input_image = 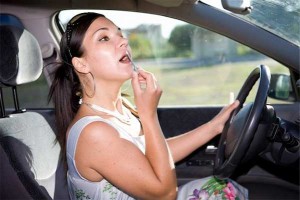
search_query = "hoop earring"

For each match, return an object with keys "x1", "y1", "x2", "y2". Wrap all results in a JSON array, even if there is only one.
[{"x1": 82, "y1": 72, "x2": 96, "y2": 98}]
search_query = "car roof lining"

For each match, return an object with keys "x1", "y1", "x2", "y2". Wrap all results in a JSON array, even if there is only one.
[{"x1": 0, "y1": 0, "x2": 193, "y2": 9}]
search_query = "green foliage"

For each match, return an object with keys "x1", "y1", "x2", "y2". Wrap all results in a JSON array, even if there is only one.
[
  {"x1": 152, "y1": 42, "x2": 176, "y2": 58},
  {"x1": 168, "y1": 24, "x2": 195, "y2": 57},
  {"x1": 129, "y1": 33, "x2": 153, "y2": 59},
  {"x1": 236, "y1": 45, "x2": 259, "y2": 56}
]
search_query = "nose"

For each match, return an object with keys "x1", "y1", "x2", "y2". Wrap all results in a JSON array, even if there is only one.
[{"x1": 119, "y1": 36, "x2": 128, "y2": 48}]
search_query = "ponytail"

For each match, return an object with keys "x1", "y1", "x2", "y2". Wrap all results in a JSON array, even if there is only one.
[
  {"x1": 48, "y1": 62, "x2": 81, "y2": 160},
  {"x1": 48, "y1": 13, "x2": 107, "y2": 166}
]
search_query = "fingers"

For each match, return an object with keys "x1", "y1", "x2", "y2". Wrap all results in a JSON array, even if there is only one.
[
  {"x1": 211, "y1": 100, "x2": 240, "y2": 134},
  {"x1": 228, "y1": 100, "x2": 240, "y2": 111},
  {"x1": 131, "y1": 69, "x2": 162, "y2": 118},
  {"x1": 221, "y1": 100, "x2": 240, "y2": 113},
  {"x1": 131, "y1": 68, "x2": 159, "y2": 93},
  {"x1": 138, "y1": 69, "x2": 157, "y2": 88},
  {"x1": 131, "y1": 71, "x2": 141, "y2": 94}
]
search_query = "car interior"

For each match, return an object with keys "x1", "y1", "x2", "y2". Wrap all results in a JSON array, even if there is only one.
[
  {"x1": 0, "y1": 24, "x2": 68, "y2": 199},
  {"x1": 0, "y1": 0, "x2": 299, "y2": 199}
]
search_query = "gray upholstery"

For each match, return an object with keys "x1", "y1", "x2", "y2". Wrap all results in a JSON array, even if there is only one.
[
  {"x1": 0, "y1": 112, "x2": 60, "y2": 199},
  {"x1": 0, "y1": 25, "x2": 42, "y2": 86},
  {"x1": 0, "y1": 24, "x2": 70, "y2": 199},
  {"x1": 0, "y1": 143, "x2": 33, "y2": 199}
]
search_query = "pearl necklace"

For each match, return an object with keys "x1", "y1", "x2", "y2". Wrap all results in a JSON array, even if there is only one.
[{"x1": 79, "y1": 99, "x2": 131, "y2": 125}]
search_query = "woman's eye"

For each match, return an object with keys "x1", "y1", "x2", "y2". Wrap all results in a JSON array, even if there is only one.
[{"x1": 99, "y1": 36, "x2": 109, "y2": 42}]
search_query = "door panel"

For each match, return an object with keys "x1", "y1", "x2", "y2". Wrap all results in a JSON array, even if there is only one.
[
  {"x1": 158, "y1": 106, "x2": 222, "y2": 185},
  {"x1": 157, "y1": 102, "x2": 300, "y2": 185}
]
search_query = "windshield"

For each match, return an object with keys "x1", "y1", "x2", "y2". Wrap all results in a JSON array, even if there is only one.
[{"x1": 201, "y1": 0, "x2": 300, "y2": 46}]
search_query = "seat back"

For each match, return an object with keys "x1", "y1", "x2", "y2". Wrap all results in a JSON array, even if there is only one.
[{"x1": 0, "y1": 24, "x2": 69, "y2": 199}]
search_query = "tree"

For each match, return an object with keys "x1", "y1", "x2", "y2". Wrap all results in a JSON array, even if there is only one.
[
  {"x1": 129, "y1": 33, "x2": 153, "y2": 59},
  {"x1": 168, "y1": 24, "x2": 195, "y2": 54}
]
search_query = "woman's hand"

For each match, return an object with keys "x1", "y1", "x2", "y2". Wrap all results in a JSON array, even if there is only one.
[
  {"x1": 166, "y1": 100, "x2": 240, "y2": 163},
  {"x1": 131, "y1": 69, "x2": 162, "y2": 120},
  {"x1": 131, "y1": 69, "x2": 178, "y2": 198},
  {"x1": 210, "y1": 100, "x2": 240, "y2": 136}
]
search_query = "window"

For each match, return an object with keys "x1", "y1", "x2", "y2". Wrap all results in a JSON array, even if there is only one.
[
  {"x1": 2, "y1": 75, "x2": 51, "y2": 109},
  {"x1": 57, "y1": 10, "x2": 290, "y2": 106}
]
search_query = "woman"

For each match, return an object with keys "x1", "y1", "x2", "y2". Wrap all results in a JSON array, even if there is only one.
[{"x1": 49, "y1": 12, "x2": 247, "y2": 200}]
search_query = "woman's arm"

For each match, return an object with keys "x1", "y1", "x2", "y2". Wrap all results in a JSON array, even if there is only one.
[
  {"x1": 132, "y1": 69, "x2": 177, "y2": 197},
  {"x1": 167, "y1": 101, "x2": 239, "y2": 163},
  {"x1": 76, "y1": 69, "x2": 177, "y2": 200}
]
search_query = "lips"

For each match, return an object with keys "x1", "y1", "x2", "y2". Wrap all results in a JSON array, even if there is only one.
[{"x1": 119, "y1": 54, "x2": 130, "y2": 63}]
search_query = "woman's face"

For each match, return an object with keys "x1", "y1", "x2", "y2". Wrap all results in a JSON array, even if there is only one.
[{"x1": 80, "y1": 17, "x2": 132, "y2": 82}]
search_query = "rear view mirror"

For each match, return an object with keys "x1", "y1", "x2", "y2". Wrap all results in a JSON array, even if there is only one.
[
  {"x1": 268, "y1": 74, "x2": 295, "y2": 102},
  {"x1": 221, "y1": 0, "x2": 253, "y2": 14}
]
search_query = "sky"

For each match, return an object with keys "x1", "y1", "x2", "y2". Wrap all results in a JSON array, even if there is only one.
[{"x1": 59, "y1": 10, "x2": 185, "y2": 38}]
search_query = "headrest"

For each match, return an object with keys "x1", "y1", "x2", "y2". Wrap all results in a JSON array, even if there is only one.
[{"x1": 0, "y1": 25, "x2": 43, "y2": 87}]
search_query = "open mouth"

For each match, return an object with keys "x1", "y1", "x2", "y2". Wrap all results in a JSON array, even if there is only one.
[{"x1": 119, "y1": 54, "x2": 130, "y2": 63}]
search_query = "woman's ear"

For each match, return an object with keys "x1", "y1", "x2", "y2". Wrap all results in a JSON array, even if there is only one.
[{"x1": 72, "y1": 57, "x2": 89, "y2": 74}]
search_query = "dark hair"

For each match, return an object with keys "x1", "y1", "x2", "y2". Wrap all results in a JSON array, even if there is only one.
[
  {"x1": 48, "y1": 12, "x2": 138, "y2": 167},
  {"x1": 49, "y1": 12, "x2": 139, "y2": 166},
  {"x1": 49, "y1": 12, "x2": 105, "y2": 160}
]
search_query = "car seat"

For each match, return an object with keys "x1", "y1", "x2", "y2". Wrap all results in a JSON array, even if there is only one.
[{"x1": 0, "y1": 25, "x2": 69, "y2": 199}]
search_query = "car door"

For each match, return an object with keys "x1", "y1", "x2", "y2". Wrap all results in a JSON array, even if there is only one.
[
  {"x1": 158, "y1": 100, "x2": 300, "y2": 186},
  {"x1": 158, "y1": 106, "x2": 222, "y2": 185}
]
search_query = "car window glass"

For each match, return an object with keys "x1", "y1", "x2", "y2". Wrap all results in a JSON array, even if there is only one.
[
  {"x1": 2, "y1": 75, "x2": 51, "y2": 109},
  {"x1": 200, "y1": 0, "x2": 300, "y2": 46},
  {"x1": 57, "y1": 10, "x2": 291, "y2": 106}
]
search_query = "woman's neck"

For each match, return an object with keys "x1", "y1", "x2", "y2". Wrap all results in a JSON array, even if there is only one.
[{"x1": 82, "y1": 90, "x2": 123, "y2": 112}]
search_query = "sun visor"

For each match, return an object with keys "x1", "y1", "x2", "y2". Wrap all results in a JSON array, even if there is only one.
[{"x1": 145, "y1": 0, "x2": 184, "y2": 7}]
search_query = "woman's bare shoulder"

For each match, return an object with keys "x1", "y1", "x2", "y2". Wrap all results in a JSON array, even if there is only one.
[{"x1": 80, "y1": 119, "x2": 120, "y2": 141}]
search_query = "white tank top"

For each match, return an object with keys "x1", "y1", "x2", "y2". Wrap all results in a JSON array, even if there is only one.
[
  {"x1": 66, "y1": 114, "x2": 145, "y2": 200},
  {"x1": 66, "y1": 113, "x2": 249, "y2": 200}
]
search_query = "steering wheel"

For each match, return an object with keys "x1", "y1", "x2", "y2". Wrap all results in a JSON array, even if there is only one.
[{"x1": 214, "y1": 65, "x2": 271, "y2": 179}]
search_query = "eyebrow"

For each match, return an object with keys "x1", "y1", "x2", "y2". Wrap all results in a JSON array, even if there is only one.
[{"x1": 93, "y1": 27, "x2": 122, "y2": 36}]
